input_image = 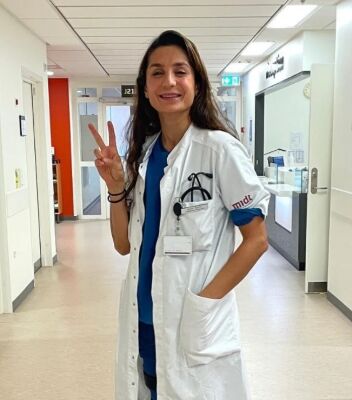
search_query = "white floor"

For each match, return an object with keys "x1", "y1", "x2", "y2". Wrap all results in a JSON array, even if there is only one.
[{"x1": 0, "y1": 220, "x2": 351, "y2": 400}]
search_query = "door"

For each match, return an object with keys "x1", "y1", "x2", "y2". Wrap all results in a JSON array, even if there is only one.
[
  {"x1": 23, "y1": 81, "x2": 41, "y2": 272},
  {"x1": 305, "y1": 64, "x2": 335, "y2": 293},
  {"x1": 78, "y1": 100, "x2": 106, "y2": 219},
  {"x1": 104, "y1": 104, "x2": 132, "y2": 216}
]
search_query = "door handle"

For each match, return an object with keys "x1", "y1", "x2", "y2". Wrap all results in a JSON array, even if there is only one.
[{"x1": 310, "y1": 167, "x2": 328, "y2": 194}]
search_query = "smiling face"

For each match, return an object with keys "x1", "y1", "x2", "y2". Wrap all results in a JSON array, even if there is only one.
[{"x1": 145, "y1": 45, "x2": 196, "y2": 120}]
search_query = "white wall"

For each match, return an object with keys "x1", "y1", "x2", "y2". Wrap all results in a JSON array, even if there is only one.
[
  {"x1": 328, "y1": 0, "x2": 352, "y2": 312},
  {"x1": 264, "y1": 77, "x2": 310, "y2": 164},
  {"x1": 242, "y1": 31, "x2": 335, "y2": 156},
  {"x1": 0, "y1": 6, "x2": 55, "y2": 311}
]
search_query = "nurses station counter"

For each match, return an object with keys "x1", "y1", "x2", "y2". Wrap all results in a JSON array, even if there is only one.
[{"x1": 261, "y1": 180, "x2": 307, "y2": 271}]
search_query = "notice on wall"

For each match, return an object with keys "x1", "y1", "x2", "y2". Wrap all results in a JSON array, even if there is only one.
[
  {"x1": 290, "y1": 131, "x2": 302, "y2": 150},
  {"x1": 290, "y1": 131, "x2": 304, "y2": 163}
]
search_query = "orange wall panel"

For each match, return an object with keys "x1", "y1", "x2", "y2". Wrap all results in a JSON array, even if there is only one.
[{"x1": 48, "y1": 78, "x2": 74, "y2": 217}]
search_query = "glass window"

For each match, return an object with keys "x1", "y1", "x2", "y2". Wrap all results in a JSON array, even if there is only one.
[
  {"x1": 81, "y1": 167, "x2": 101, "y2": 215},
  {"x1": 76, "y1": 88, "x2": 97, "y2": 97},
  {"x1": 102, "y1": 87, "x2": 122, "y2": 98},
  {"x1": 106, "y1": 105, "x2": 131, "y2": 158},
  {"x1": 217, "y1": 86, "x2": 237, "y2": 96},
  {"x1": 79, "y1": 102, "x2": 98, "y2": 162},
  {"x1": 219, "y1": 100, "x2": 236, "y2": 127}
]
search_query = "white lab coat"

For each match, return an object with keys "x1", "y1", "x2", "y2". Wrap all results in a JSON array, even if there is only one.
[{"x1": 115, "y1": 124, "x2": 270, "y2": 400}]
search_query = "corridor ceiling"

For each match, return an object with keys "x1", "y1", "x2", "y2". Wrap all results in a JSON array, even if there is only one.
[{"x1": 0, "y1": 0, "x2": 338, "y2": 79}]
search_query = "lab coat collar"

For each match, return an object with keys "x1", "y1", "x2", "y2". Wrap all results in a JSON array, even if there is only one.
[
  {"x1": 140, "y1": 132, "x2": 160, "y2": 163},
  {"x1": 166, "y1": 122, "x2": 194, "y2": 165},
  {"x1": 138, "y1": 123, "x2": 195, "y2": 179}
]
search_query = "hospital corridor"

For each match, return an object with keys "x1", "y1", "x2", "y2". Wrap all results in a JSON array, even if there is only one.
[
  {"x1": 1, "y1": 0, "x2": 352, "y2": 399},
  {"x1": 1, "y1": 220, "x2": 351, "y2": 400}
]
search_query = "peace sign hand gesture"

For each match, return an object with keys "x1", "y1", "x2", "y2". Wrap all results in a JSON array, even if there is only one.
[{"x1": 88, "y1": 121, "x2": 125, "y2": 194}]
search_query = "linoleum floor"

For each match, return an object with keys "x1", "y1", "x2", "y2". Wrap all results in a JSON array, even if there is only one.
[{"x1": 0, "y1": 220, "x2": 351, "y2": 400}]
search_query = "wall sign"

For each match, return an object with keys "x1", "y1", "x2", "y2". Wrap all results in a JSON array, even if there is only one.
[
  {"x1": 266, "y1": 55, "x2": 284, "y2": 79},
  {"x1": 121, "y1": 85, "x2": 136, "y2": 97},
  {"x1": 221, "y1": 75, "x2": 240, "y2": 87}
]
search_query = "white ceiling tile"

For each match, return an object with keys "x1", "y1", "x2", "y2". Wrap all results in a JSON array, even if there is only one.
[
  {"x1": 69, "y1": 17, "x2": 268, "y2": 29},
  {"x1": 54, "y1": 0, "x2": 284, "y2": 5},
  {"x1": 290, "y1": 0, "x2": 339, "y2": 5},
  {"x1": 259, "y1": 28, "x2": 299, "y2": 42},
  {"x1": 93, "y1": 49, "x2": 239, "y2": 57},
  {"x1": 43, "y1": 35, "x2": 84, "y2": 46},
  {"x1": 299, "y1": 5, "x2": 336, "y2": 29},
  {"x1": 0, "y1": 0, "x2": 336, "y2": 77},
  {"x1": 88, "y1": 42, "x2": 245, "y2": 51},
  {"x1": 88, "y1": 43, "x2": 153, "y2": 50},
  {"x1": 84, "y1": 36, "x2": 154, "y2": 44},
  {"x1": 48, "y1": 44, "x2": 86, "y2": 51},
  {"x1": 58, "y1": 5, "x2": 279, "y2": 19},
  {"x1": 325, "y1": 21, "x2": 336, "y2": 29},
  {"x1": 22, "y1": 18, "x2": 77, "y2": 37},
  {"x1": 47, "y1": 50, "x2": 93, "y2": 62},
  {"x1": 77, "y1": 27, "x2": 258, "y2": 37},
  {"x1": 190, "y1": 36, "x2": 252, "y2": 44},
  {"x1": 97, "y1": 56, "x2": 142, "y2": 62},
  {"x1": 0, "y1": 0, "x2": 60, "y2": 19}
]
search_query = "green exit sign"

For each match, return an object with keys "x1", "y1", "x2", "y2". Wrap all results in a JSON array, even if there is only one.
[{"x1": 221, "y1": 75, "x2": 240, "y2": 87}]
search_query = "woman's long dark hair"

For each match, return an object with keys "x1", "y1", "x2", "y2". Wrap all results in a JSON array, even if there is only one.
[{"x1": 125, "y1": 30, "x2": 238, "y2": 194}]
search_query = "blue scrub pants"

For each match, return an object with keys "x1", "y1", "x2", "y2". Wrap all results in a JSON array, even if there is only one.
[{"x1": 139, "y1": 322, "x2": 157, "y2": 400}]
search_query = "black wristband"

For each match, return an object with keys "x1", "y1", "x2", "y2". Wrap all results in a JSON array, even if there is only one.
[
  {"x1": 107, "y1": 193, "x2": 126, "y2": 204},
  {"x1": 108, "y1": 188, "x2": 126, "y2": 196}
]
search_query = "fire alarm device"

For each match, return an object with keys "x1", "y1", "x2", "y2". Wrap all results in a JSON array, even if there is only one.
[{"x1": 19, "y1": 115, "x2": 26, "y2": 136}]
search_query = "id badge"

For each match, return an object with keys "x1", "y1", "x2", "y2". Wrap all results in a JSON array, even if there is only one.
[{"x1": 163, "y1": 236, "x2": 192, "y2": 256}]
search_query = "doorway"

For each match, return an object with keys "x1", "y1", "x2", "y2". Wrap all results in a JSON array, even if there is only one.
[
  {"x1": 77, "y1": 101, "x2": 132, "y2": 219},
  {"x1": 23, "y1": 80, "x2": 42, "y2": 272},
  {"x1": 254, "y1": 66, "x2": 334, "y2": 293}
]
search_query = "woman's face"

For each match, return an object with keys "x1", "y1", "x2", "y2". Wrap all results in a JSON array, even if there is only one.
[{"x1": 145, "y1": 45, "x2": 196, "y2": 118}]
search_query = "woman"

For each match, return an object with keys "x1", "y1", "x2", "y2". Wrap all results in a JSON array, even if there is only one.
[{"x1": 89, "y1": 30, "x2": 269, "y2": 400}]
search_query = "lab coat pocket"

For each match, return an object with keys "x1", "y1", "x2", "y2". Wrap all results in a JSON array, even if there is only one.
[
  {"x1": 180, "y1": 200, "x2": 214, "y2": 251},
  {"x1": 180, "y1": 288, "x2": 241, "y2": 368}
]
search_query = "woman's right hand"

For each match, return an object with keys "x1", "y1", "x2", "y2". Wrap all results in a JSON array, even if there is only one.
[{"x1": 88, "y1": 121, "x2": 125, "y2": 193}]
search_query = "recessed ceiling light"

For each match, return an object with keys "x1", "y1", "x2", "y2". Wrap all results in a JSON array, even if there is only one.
[
  {"x1": 47, "y1": 71, "x2": 54, "y2": 76},
  {"x1": 242, "y1": 42, "x2": 275, "y2": 56},
  {"x1": 224, "y1": 63, "x2": 250, "y2": 73},
  {"x1": 268, "y1": 5, "x2": 318, "y2": 29}
]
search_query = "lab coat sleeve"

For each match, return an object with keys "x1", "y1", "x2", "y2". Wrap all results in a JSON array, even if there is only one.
[{"x1": 216, "y1": 138, "x2": 270, "y2": 217}]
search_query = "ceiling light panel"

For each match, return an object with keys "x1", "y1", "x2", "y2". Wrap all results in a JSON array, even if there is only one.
[
  {"x1": 224, "y1": 63, "x2": 250, "y2": 73},
  {"x1": 241, "y1": 41, "x2": 275, "y2": 56},
  {"x1": 268, "y1": 5, "x2": 318, "y2": 28}
]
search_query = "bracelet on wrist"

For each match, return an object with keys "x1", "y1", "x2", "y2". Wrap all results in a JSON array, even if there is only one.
[
  {"x1": 107, "y1": 193, "x2": 126, "y2": 204},
  {"x1": 108, "y1": 188, "x2": 126, "y2": 196}
]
